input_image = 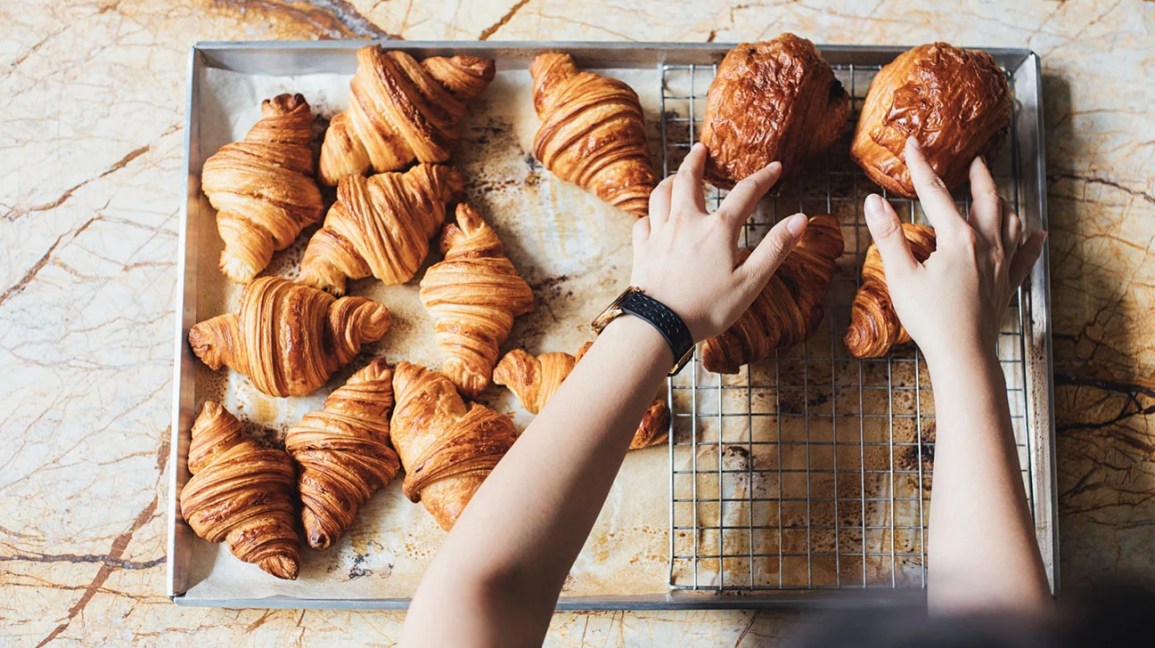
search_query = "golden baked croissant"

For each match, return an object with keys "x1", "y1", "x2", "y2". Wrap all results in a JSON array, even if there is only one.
[
  {"x1": 419, "y1": 204, "x2": 534, "y2": 398},
  {"x1": 700, "y1": 34, "x2": 849, "y2": 187},
  {"x1": 285, "y1": 358, "x2": 401, "y2": 550},
  {"x1": 201, "y1": 93, "x2": 324, "y2": 284},
  {"x1": 188, "y1": 277, "x2": 391, "y2": 397},
  {"x1": 702, "y1": 215, "x2": 844, "y2": 374},
  {"x1": 391, "y1": 361, "x2": 519, "y2": 530},
  {"x1": 319, "y1": 47, "x2": 495, "y2": 186},
  {"x1": 851, "y1": 43, "x2": 1012, "y2": 198},
  {"x1": 298, "y1": 164, "x2": 465, "y2": 295},
  {"x1": 845, "y1": 223, "x2": 937, "y2": 358},
  {"x1": 179, "y1": 401, "x2": 300, "y2": 579},
  {"x1": 493, "y1": 343, "x2": 669, "y2": 450},
  {"x1": 530, "y1": 52, "x2": 657, "y2": 217}
]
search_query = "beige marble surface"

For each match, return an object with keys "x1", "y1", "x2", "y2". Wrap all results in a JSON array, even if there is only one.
[{"x1": 1, "y1": 0, "x2": 1152, "y2": 645}]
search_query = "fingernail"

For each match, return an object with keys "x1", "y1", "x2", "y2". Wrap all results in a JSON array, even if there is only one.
[
  {"x1": 785, "y1": 213, "x2": 807, "y2": 237},
  {"x1": 766, "y1": 161, "x2": 782, "y2": 172},
  {"x1": 692, "y1": 142, "x2": 705, "y2": 152},
  {"x1": 864, "y1": 194, "x2": 882, "y2": 219},
  {"x1": 905, "y1": 136, "x2": 920, "y2": 152}
]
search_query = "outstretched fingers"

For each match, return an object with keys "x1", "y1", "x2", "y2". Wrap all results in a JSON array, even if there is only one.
[
  {"x1": 741, "y1": 213, "x2": 807, "y2": 283},
  {"x1": 1008, "y1": 230, "x2": 1047, "y2": 289},
  {"x1": 968, "y1": 156, "x2": 1004, "y2": 251},
  {"x1": 716, "y1": 162, "x2": 782, "y2": 228},
  {"x1": 864, "y1": 194, "x2": 919, "y2": 278},
  {"x1": 672, "y1": 143, "x2": 709, "y2": 216},
  {"x1": 904, "y1": 138, "x2": 966, "y2": 236}
]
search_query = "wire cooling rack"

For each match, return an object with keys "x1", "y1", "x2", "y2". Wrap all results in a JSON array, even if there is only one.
[{"x1": 661, "y1": 62, "x2": 1034, "y2": 591}]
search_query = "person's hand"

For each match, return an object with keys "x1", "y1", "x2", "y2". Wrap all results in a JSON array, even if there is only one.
[
  {"x1": 863, "y1": 137, "x2": 1047, "y2": 365},
  {"x1": 629, "y1": 142, "x2": 808, "y2": 341}
]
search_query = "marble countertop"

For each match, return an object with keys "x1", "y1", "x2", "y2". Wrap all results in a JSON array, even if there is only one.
[{"x1": 2, "y1": 0, "x2": 1152, "y2": 644}]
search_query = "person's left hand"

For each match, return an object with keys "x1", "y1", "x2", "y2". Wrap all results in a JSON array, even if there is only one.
[{"x1": 629, "y1": 142, "x2": 809, "y2": 341}]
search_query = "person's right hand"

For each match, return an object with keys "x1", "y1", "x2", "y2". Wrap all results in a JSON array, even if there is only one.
[{"x1": 863, "y1": 138, "x2": 1047, "y2": 365}]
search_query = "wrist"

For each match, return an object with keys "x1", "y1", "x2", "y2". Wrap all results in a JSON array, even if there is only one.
[{"x1": 923, "y1": 339, "x2": 1001, "y2": 383}]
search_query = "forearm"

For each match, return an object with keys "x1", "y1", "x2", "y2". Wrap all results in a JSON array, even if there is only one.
[
  {"x1": 925, "y1": 347, "x2": 1050, "y2": 615},
  {"x1": 401, "y1": 316, "x2": 670, "y2": 646}
]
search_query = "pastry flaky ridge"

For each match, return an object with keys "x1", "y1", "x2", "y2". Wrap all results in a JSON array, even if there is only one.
[
  {"x1": 391, "y1": 361, "x2": 519, "y2": 530},
  {"x1": 201, "y1": 93, "x2": 324, "y2": 284},
  {"x1": 494, "y1": 342, "x2": 669, "y2": 450},
  {"x1": 286, "y1": 358, "x2": 401, "y2": 550},
  {"x1": 180, "y1": 401, "x2": 302, "y2": 580},
  {"x1": 700, "y1": 33, "x2": 849, "y2": 187},
  {"x1": 188, "y1": 277, "x2": 391, "y2": 397},
  {"x1": 420, "y1": 203, "x2": 534, "y2": 398},
  {"x1": 529, "y1": 52, "x2": 658, "y2": 217},
  {"x1": 298, "y1": 164, "x2": 465, "y2": 295},
  {"x1": 702, "y1": 215, "x2": 845, "y2": 374},
  {"x1": 851, "y1": 42, "x2": 1012, "y2": 198},
  {"x1": 845, "y1": 223, "x2": 937, "y2": 358},
  {"x1": 319, "y1": 47, "x2": 496, "y2": 186}
]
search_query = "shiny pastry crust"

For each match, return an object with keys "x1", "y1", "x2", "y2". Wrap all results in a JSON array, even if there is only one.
[
  {"x1": 851, "y1": 43, "x2": 1012, "y2": 198},
  {"x1": 493, "y1": 342, "x2": 670, "y2": 450},
  {"x1": 844, "y1": 223, "x2": 936, "y2": 358},
  {"x1": 530, "y1": 52, "x2": 657, "y2": 217},
  {"x1": 319, "y1": 47, "x2": 495, "y2": 185},
  {"x1": 700, "y1": 33, "x2": 849, "y2": 187},
  {"x1": 188, "y1": 277, "x2": 391, "y2": 397},
  {"x1": 285, "y1": 358, "x2": 401, "y2": 550},
  {"x1": 179, "y1": 401, "x2": 301, "y2": 580},
  {"x1": 201, "y1": 93, "x2": 324, "y2": 284},
  {"x1": 419, "y1": 204, "x2": 534, "y2": 398},
  {"x1": 702, "y1": 215, "x2": 845, "y2": 374},
  {"x1": 391, "y1": 361, "x2": 518, "y2": 530},
  {"x1": 298, "y1": 164, "x2": 465, "y2": 295}
]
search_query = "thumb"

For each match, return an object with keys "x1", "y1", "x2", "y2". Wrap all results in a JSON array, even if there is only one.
[
  {"x1": 864, "y1": 194, "x2": 918, "y2": 277},
  {"x1": 742, "y1": 213, "x2": 807, "y2": 281}
]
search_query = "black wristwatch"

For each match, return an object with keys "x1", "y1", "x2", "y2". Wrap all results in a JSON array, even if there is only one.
[{"x1": 591, "y1": 287, "x2": 695, "y2": 376}]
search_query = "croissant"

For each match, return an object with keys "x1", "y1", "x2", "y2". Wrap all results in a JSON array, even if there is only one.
[
  {"x1": 319, "y1": 47, "x2": 496, "y2": 186},
  {"x1": 201, "y1": 93, "x2": 324, "y2": 283},
  {"x1": 700, "y1": 34, "x2": 849, "y2": 187},
  {"x1": 702, "y1": 215, "x2": 844, "y2": 374},
  {"x1": 493, "y1": 343, "x2": 669, "y2": 450},
  {"x1": 851, "y1": 43, "x2": 1012, "y2": 198},
  {"x1": 419, "y1": 204, "x2": 534, "y2": 398},
  {"x1": 188, "y1": 277, "x2": 391, "y2": 397},
  {"x1": 179, "y1": 401, "x2": 300, "y2": 579},
  {"x1": 529, "y1": 52, "x2": 657, "y2": 217},
  {"x1": 298, "y1": 164, "x2": 465, "y2": 295},
  {"x1": 845, "y1": 223, "x2": 937, "y2": 358},
  {"x1": 285, "y1": 358, "x2": 401, "y2": 550},
  {"x1": 391, "y1": 361, "x2": 519, "y2": 529}
]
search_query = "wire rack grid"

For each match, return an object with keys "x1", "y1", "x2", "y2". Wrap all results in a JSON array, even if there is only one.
[{"x1": 661, "y1": 62, "x2": 1034, "y2": 592}]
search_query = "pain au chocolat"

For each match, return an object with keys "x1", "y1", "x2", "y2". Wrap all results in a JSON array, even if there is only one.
[{"x1": 851, "y1": 43, "x2": 1012, "y2": 198}]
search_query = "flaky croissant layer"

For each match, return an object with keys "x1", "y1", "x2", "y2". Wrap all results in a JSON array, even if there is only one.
[
  {"x1": 180, "y1": 401, "x2": 301, "y2": 579},
  {"x1": 201, "y1": 93, "x2": 324, "y2": 284},
  {"x1": 188, "y1": 277, "x2": 391, "y2": 397},
  {"x1": 391, "y1": 361, "x2": 519, "y2": 530},
  {"x1": 530, "y1": 52, "x2": 657, "y2": 217},
  {"x1": 319, "y1": 47, "x2": 495, "y2": 185},
  {"x1": 286, "y1": 358, "x2": 401, "y2": 550},
  {"x1": 419, "y1": 204, "x2": 534, "y2": 398},
  {"x1": 845, "y1": 223, "x2": 937, "y2": 358}
]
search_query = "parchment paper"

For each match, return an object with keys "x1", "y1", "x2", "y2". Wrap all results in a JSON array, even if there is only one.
[{"x1": 182, "y1": 64, "x2": 670, "y2": 600}]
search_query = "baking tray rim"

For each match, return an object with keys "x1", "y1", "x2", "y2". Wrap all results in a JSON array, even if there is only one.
[{"x1": 168, "y1": 40, "x2": 1054, "y2": 609}]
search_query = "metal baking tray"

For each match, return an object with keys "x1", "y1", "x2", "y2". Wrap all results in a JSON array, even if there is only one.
[{"x1": 169, "y1": 41, "x2": 1055, "y2": 609}]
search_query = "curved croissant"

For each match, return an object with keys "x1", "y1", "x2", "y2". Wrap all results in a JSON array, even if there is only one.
[
  {"x1": 391, "y1": 361, "x2": 519, "y2": 530},
  {"x1": 319, "y1": 47, "x2": 495, "y2": 186},
  {"x1": 188, "y1": 277, "x2": 391, "y2": 397},
  {"x1": 702, "y1": 215, "x2": 845, "y2": 374},
  {"x1": 419, "y1": 204, "x2": 534, "y2": 398},
  {"x1": 299, "y1": 164, "x2": 465, "y2": 295},
  {"x1": 285, "y1": 358, "x2": 401, "y2": 550},
  {"x1": 493, "y1": 343, "x2": 669, "y2": 450},
  {"x1": 201, "y1": 93, "x2": 324, "y2": 283},
  {"x1": 845, "y1": 223, "x2": 937, "y2": 358},
  {"x1": 851, "y1": 43, "x2": 1012, "y2": 198},
  {"x1": 179, "y1": 401, "x2": 300, "y2": 579},
  {"x1": 530, "y1": 52, "x2": 657, "y2": 217}
]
